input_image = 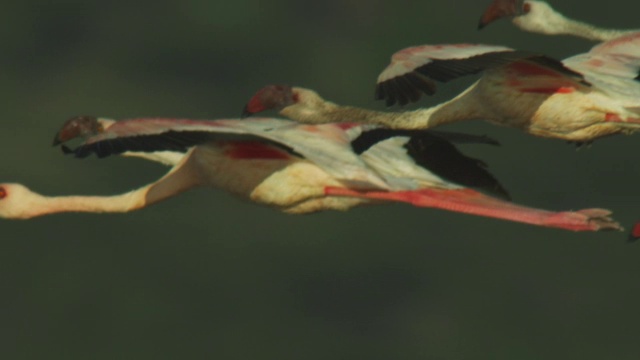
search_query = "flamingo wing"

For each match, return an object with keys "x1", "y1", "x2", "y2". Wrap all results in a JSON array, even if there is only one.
[
  {"x1": 352, "y1": 129, "x2": 509, "y2": 199},
  {"x1": 51, "y1": 116, "x2": 187, "y2": 166},
  {"x1": 53, "y1": 117, "x2": 622, "y2": 232},
  {"x1": 58, "y1": 117, "x2": 508, "y2": 194},
  {"x1": 58, "y1": 117, "x2": 392, "y2": 190},
  {"x1": 376, "y1": 44, "x2": 586, "y2": 106},
  {"x1": 562, "y1": 32, "x2": 640, "y2": 108}
]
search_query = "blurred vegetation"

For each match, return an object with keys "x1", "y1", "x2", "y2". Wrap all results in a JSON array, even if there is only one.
[{"x1": 1, "y1": 0, "x2": 639, "y2": 359}]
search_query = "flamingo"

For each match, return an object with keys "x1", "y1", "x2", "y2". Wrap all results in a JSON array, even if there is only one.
[
  {"x1": 477, "y1": 1, "x2": 640, "y2": 240},
  {"x1": 478, "y1": 0, "x2": 639, "y2": 42},
  {"x1": 0, "y1": 116, "x2": 621, "y2": 233},
  {"x1": 243, "y1": 33, "x2": 640, "y2": 142}
]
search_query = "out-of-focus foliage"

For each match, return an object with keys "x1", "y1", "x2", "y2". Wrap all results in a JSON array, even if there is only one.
[{"x1": 1, "y1": 1, "x2": 639, "y2": 359}]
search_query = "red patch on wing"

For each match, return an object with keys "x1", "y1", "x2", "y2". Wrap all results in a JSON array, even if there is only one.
[
  {"x1": 508, "y1": 62, "x2": 563, "y2": 77},
  {"x1": 587, "y1": 59, "x2": 606, "y2": 67},
  {"x1": 300, "y1": 125, "x2": 320, "y2": 133},
  {"x1": 605, "y1": 114, "x2": 640, "y2": 124},
  {"x1": 334, "y1": 123, "x2": 360, "y2": 130},
  {"x1": 555, "y1": 87, "x2": 575, "y2": 94},
  {"x1": 605, "y1": 113, "x2": 623, "y2": 122},
  {"x1": 224, "y1": 141, "x2": 291, "y2": 160},
  {"x1": 520, "y1": 86, "x2": 575, "y2": 94}
]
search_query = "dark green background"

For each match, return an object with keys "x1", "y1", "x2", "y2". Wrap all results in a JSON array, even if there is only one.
[{"x1": 1, "y1": 0, "x2": 639, "y2": 358}]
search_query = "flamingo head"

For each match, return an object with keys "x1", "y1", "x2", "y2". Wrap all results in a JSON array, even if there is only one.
[
  {"x1": 478, "y1": 0, "x2": 524, "y2": 29},
  {"x1": 479, "y1": 0, "x2": 567, "y2": 34},
  {"x1": 0, "y1": 183, "x2": 44, "y2": 219},
  {"x1": 52, "y1": 115, "x2": 104, "y2": 146},
  {"x1": 242, "y1": 84, "x2": 326, "y2": 119},
  {"x1": 242, "y1": 85, "x2": 298, "y2": 117}
]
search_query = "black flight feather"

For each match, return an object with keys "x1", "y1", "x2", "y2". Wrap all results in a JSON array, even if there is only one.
[
  {"x1": 351, "y1": 128, "x2": 508, "y2": 200},
  {"x1": 376, "y1": 50, "x2": 589, "y2": 106},
  {"x1": 64, "y1": 131, "x2": 299, "y2": 159}
]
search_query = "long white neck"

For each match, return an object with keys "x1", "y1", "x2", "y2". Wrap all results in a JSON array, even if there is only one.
[
  {"x1": 551, "y1": 17, "x2": 637, "y2": 42},
  {"x1": 9, "y1": 152, "x2": 202, "y2": 219},
  {"x1": 282, "y1": 85, "x2": 487, "y2": 129},
  {"x1": 516, "y1": 3, "x2": 639, "y2": 42},
  {"x1": 15, "y1": 181, "x2": 196, "y2": 219},
  {"x1": 23, "y1": 190, "x2": 152, "y2": 218}
]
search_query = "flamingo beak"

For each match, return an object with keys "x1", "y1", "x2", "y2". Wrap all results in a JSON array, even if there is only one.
[
  {"x1": 241, "y1": 90, "x2": 271, "y2": 118},
  {"x1": 241, "y1": 104, "x2": 255, "y2": 118},
  {"x1": 52, "y1": 115, "x2": 101, "y2": 146},
  {"x1": 52, "y1": 127, "x2": 74, "y2": 146},
  {"x1": 478, "y1": 0, "x2": 520, "y2": 29},
  {"x1": 52, "y1": 134, "x2": 63, "y2": 146},
  {"x1": 241, "y1": 85, "x2": 296, "y2": 118}
]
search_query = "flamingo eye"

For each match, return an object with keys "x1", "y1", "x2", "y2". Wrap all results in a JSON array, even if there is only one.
[
  {"x1": 0, "y1": 187, "x2": 6, "y2": 199},
  {"x1": 523, "y1": 2, "x2": 531, "y2": 13}
]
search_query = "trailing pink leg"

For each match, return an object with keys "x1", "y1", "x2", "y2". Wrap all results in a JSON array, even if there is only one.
[{"x1": 325, "y1": 187, "x2": 621, "y2": 232}]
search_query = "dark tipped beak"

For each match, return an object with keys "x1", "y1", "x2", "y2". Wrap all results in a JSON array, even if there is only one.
[
  {"x1": 61, "y1": 145, "x2": 74, "y2": 154},
  {"x1": 241, "y1": 105, "x2": 253, "y2": 118},
  {"x1": 52, "y1": 115, "x2": 100, "y2": 147},
  {"x1": 477, "y1": 18, "x2": 489, "y2": 30},
  {"x1": 478, "y1": 0, "x2": 519, "y2": 30},
  {"x1": 478, "y1": 12, "x2": 496, "y2": 30},
  {"x1": 628, "y1": 222, "x2": 640, "y2": 242}
]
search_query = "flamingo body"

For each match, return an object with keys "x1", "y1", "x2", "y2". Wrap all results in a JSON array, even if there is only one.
[{"x1": 476, "y1": 1, "x2": 640, "y2": 238}]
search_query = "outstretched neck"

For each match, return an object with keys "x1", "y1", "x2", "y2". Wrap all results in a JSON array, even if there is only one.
[
  {"x1": 517, "y1": 9, "x2": 638, "y2": 42},
  {"x1": 15, "y1": 183, "x2": 177, "y2": 219},
  {"x1": 27, "y1": 190, "x2": 150, "y2": 218},
  {"x1": 559, "y1": 18, "x2": 637, "y2": 42},
  {"x1": 13, "y1": 156, "x2": 202, "y2": 219},
  {"x1": 281, "y1": 85, "x2": 485, "y2": 129},
  {"x1": 376, "y1": 86, "x2": 487, "y2": 129}
]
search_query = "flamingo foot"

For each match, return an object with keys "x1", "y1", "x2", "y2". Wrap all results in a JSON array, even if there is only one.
[{"x1": 544, "y1": 209, "x2": 622, "y2": 232}]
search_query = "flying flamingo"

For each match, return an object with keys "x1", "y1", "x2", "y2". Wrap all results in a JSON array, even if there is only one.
[
  {"x1": 477, "y1": 1, "x2": 640, "y2": 239},
  {"x1": 478, "y1": 0, "x2": 639, "y2": 42},
  {"x1": 244, "y1": 32, "x2": 640, "y2": 142},
  {"x1": 0, "y1": 116, "x2": 621, "y2": 233}
]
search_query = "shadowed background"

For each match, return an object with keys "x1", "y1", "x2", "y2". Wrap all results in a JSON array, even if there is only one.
[{"x1": 1, "y1": 0, "x2": 639, "y2": 358}]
